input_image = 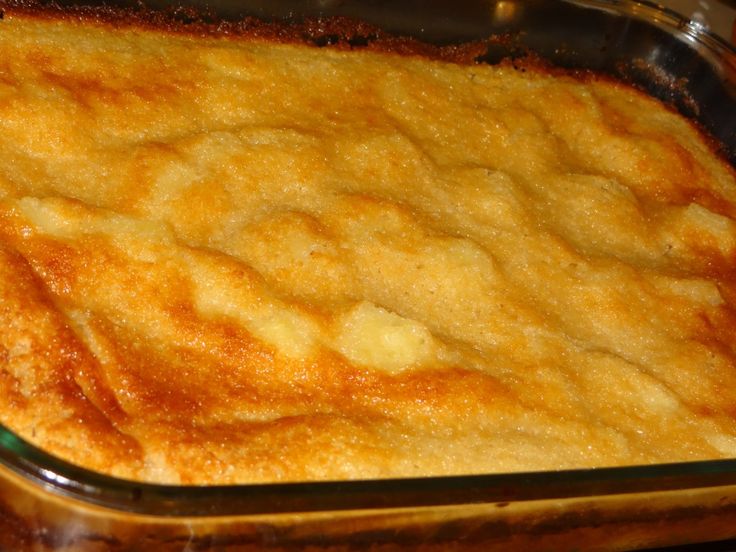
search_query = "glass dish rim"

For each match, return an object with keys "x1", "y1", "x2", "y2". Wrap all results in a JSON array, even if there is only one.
[
  {"x1": 1, "y1": 0, "x2": 735, "y2": 518},
  {"x1": 567, "y1": 0, "x2": 736, "y2": 57},
  {"x1": 4, "y1": 426, "x2": 736, "y2": 517}
]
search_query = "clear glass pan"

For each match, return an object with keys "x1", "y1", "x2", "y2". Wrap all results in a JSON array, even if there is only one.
[{"x1": 1, "y1": 0, "x2": 736, "y2": 550}]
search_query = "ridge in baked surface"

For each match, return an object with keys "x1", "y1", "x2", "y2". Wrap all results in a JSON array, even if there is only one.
[{"x1": 1, "y1": 5, "x2": 736, "y2": 484}]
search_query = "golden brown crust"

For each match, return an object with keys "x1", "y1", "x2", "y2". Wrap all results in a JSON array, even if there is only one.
[
  {"x1": 0, "y1": 233, "x2": 143, "y2": 478},
  {"x1": 0, "y1": 0, "x2": 728, "y2": 165},
  {"x1": 0, "y1": 3, "x2": 736, "y2": 484},
  {"x1": 0, "y1": 0, "x2": 495, "y2": 64}
]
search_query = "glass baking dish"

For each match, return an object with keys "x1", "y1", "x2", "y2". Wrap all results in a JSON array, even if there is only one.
[{"x1": 2, "y1": 0, "x2": 736, "y2": 549}]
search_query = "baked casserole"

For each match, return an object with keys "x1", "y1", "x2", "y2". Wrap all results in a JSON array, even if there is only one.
[{"x1": 0, "y1": 1, "x2": 735, "y2": 485}]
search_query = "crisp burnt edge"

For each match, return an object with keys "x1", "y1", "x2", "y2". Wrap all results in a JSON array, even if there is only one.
[
  {"x1": 0, "y1": 0, "x2": 735, "y2": 491},
  {"x1": 0, "y1": 0, "x2": 498, "y2": 64},
  {"x1": 0, "y1": 0, "x2": 731, "y2": 167},
  {"x1": 0, "y1": 0, "x2": 693, "y2": 83}
]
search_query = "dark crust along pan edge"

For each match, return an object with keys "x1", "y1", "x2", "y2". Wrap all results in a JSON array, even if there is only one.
[
  {"x1": 0, "y1": 0, "x2": 733, "y2": 166},
  {"x1": 0, "y1": 0, "x2": 734, "y2": 513}
]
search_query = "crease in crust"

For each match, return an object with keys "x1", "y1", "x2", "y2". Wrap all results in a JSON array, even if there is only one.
[{"x1": 0, "y1": 3, "x2": 734, "y2": 484}]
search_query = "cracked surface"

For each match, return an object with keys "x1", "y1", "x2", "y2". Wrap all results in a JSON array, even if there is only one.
[{"x1": 0, "y1": 10, "x2": 736, "y2": 483}]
